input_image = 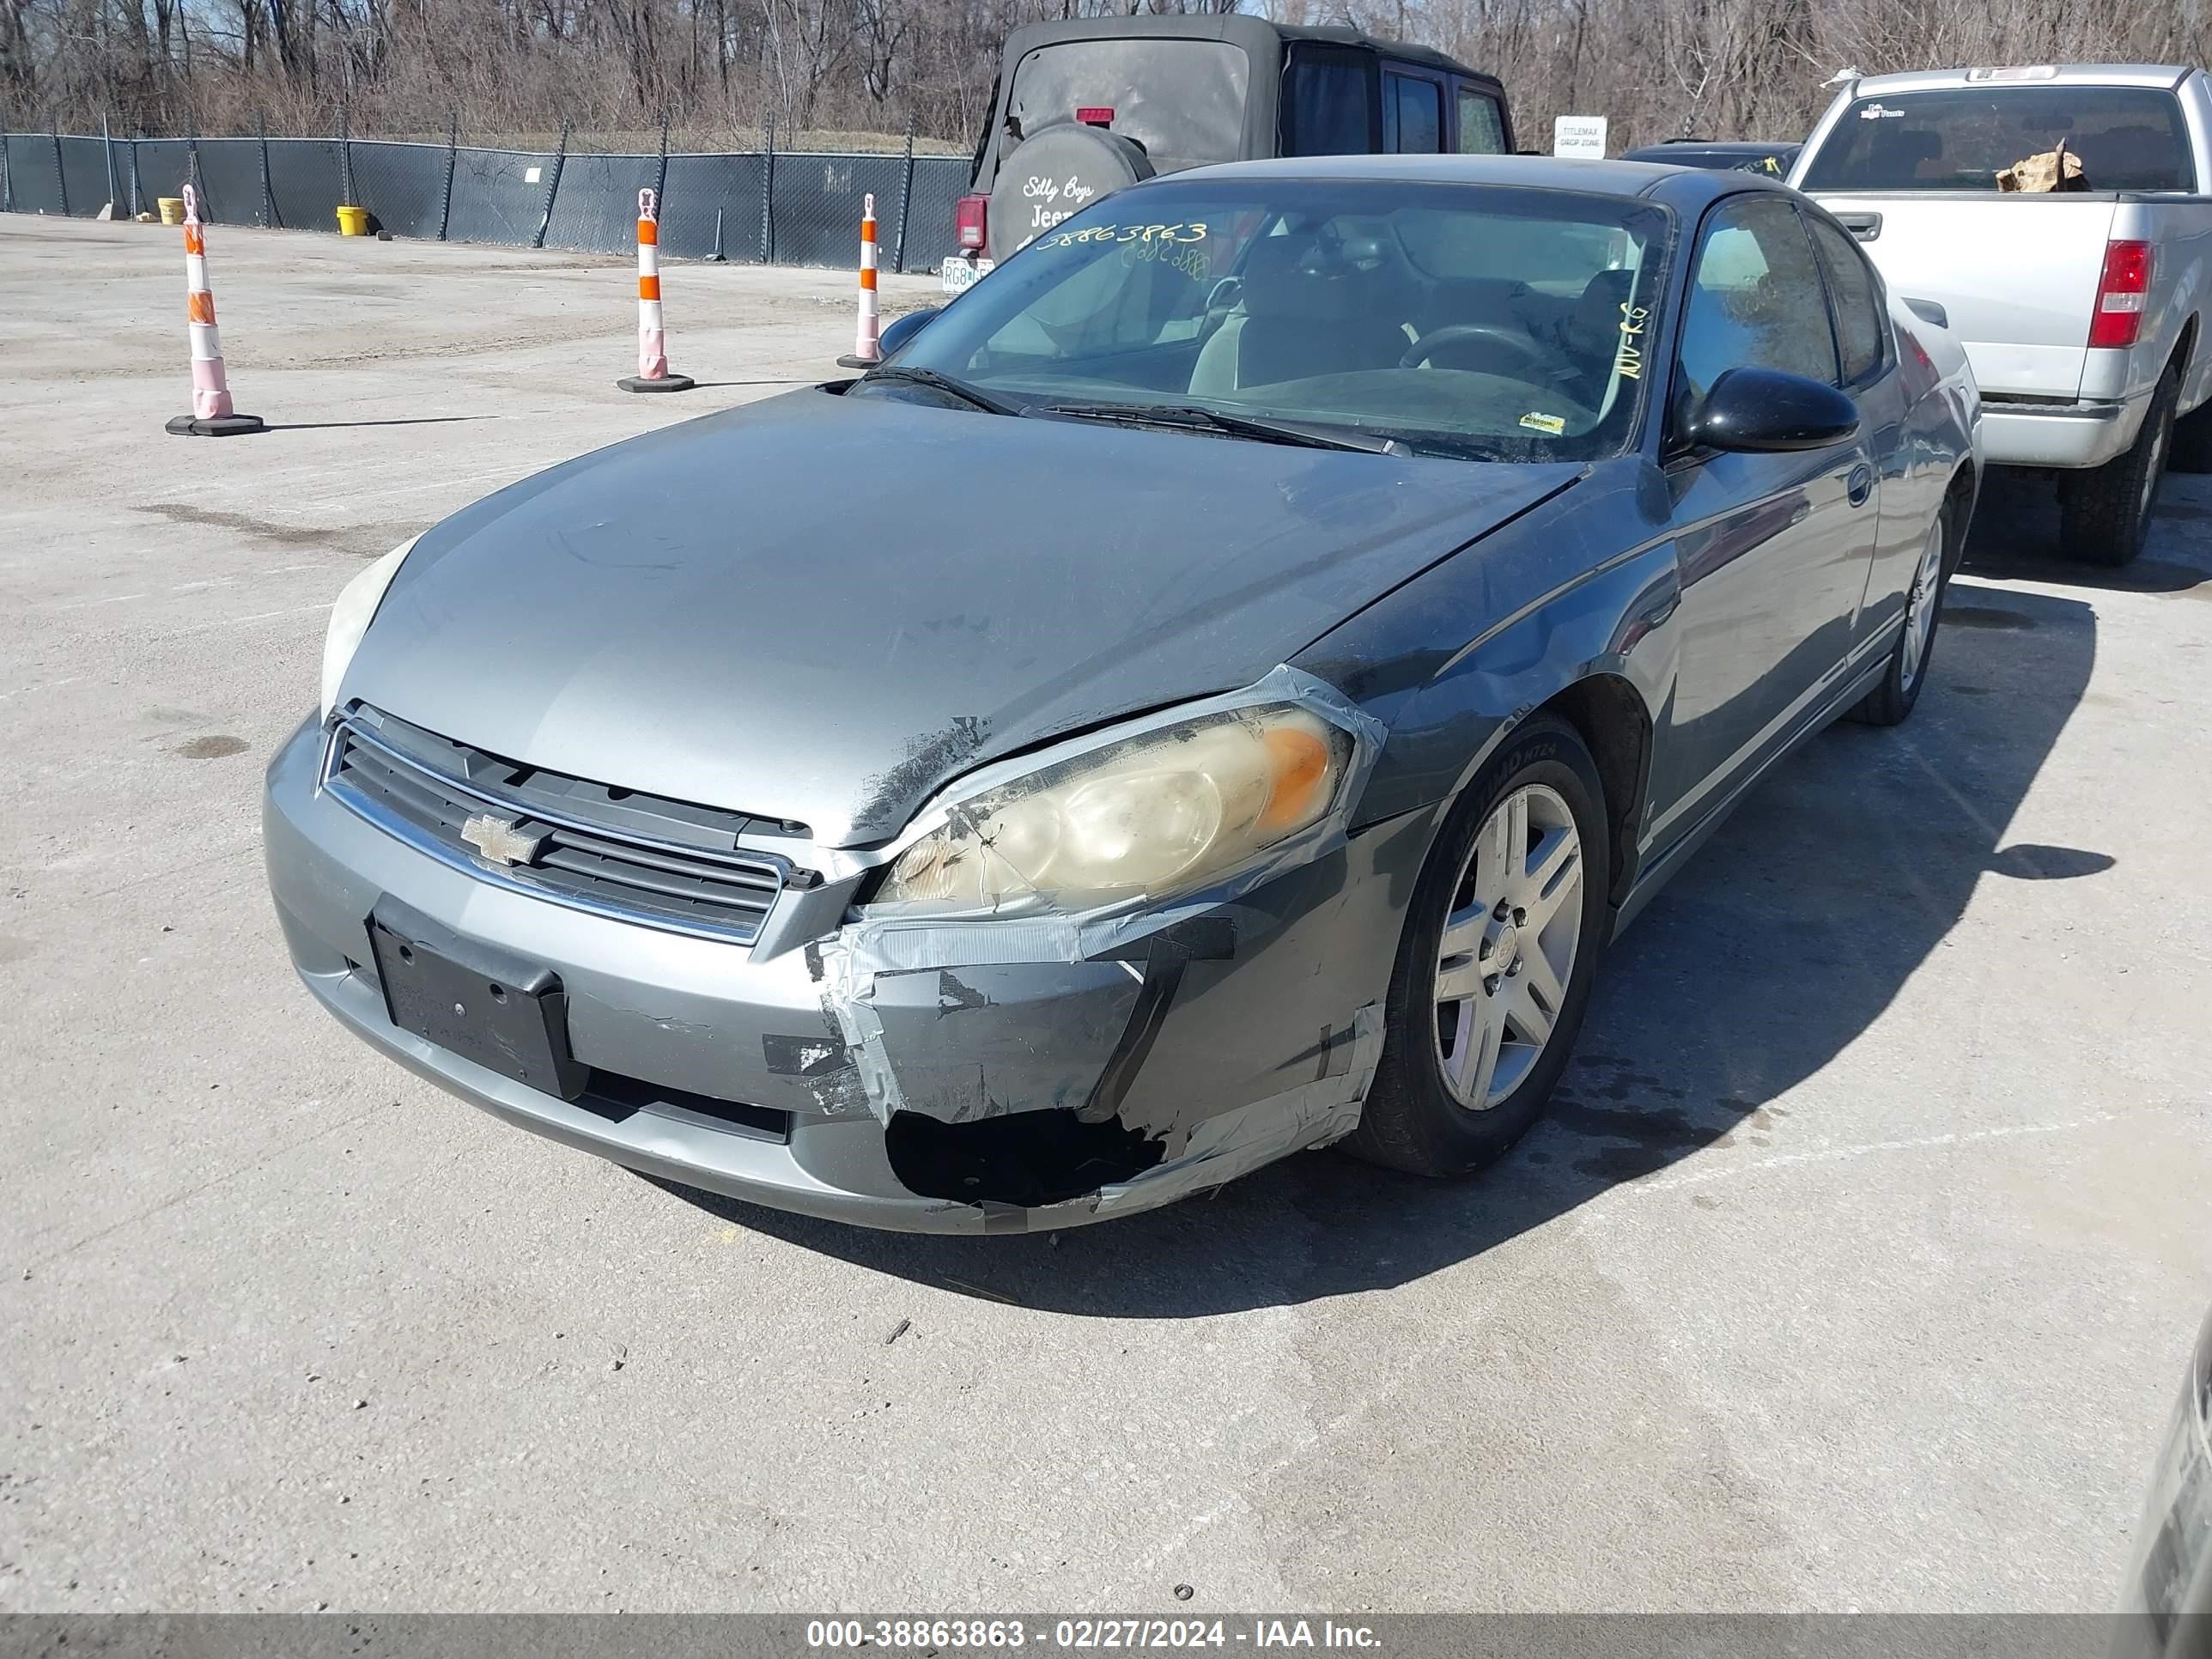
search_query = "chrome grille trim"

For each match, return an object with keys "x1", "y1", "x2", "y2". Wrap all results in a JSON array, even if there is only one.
[{"x1": 320, "y1": 712, "x2": 796, "y2": 947}]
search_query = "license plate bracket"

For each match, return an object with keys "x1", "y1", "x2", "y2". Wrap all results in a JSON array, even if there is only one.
[{"x1": 368, "y1": 899, "x2": 588, "y2": 1101}]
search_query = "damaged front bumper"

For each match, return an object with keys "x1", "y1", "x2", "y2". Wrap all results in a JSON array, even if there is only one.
[{"x1": 262, "y1": 715, "x2": 1427, "y2": 1233}]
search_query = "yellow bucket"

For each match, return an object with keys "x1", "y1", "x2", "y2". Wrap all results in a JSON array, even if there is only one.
[
  {"x1": 157, "y1": 197, "x2": 185, "y2": 226},
  {"x1": 336, "y1": 204, "x2": 369, "y2": 236}
]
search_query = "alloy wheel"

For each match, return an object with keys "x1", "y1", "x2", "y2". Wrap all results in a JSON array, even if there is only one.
[
  {"x1": 1900, "y1": 520, "x2": 1945, "y2": 690},
  {"x1": 1433, "y1": 783, "x2": 1585, "y2": 1111}
]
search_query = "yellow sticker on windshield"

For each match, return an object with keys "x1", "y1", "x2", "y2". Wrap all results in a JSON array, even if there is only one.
[{"x1": 1520, "y1": 411, "x2": 1566, "y2": 436}]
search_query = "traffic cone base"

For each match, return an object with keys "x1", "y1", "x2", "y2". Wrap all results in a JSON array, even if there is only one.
[
  {"x1": 617, "y1": 375, "x2": 696, "y2": 393},
  {"x1": 166, "y1": 413, "x2": 266, "y2": 437}
]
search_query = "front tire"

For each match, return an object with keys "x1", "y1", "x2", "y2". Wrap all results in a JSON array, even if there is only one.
[
  {"x1": 2060, "y1": 366, "x2": 2175, "y2": 567},
  {"x1": 1348, "y1": 716, "x2": 1612, "y2": 1178}
]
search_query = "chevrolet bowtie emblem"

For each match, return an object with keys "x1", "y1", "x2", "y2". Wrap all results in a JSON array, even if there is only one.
[{"x1": 461, "y1": 813, "x2": 545, "y2": 867}]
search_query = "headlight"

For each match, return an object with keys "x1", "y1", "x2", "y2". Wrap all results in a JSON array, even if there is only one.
[
  {"x1": 873, "y1": 703, "x2": 1352, "y2": 915},
  {"x1": 319, "y1": 536, "x2": 417, "y2": 720}
]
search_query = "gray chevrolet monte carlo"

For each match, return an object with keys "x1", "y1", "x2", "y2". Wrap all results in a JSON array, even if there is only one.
[{"x1": 264, "y1": 155, "x2": 1982, "y2": 1233}]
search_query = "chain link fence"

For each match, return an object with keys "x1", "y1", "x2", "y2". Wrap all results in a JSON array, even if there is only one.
[{"x1": 0, "y1": 125, "x2": 966, "y2": 274}]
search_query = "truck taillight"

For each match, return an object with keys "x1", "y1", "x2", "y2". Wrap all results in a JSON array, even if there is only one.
[
  {"x1": 2091, "y1": 240, "x2": 2153, "y2": 348},
  {"x1": 956, "y1": 193, "x2": 988, "y2": 252}
]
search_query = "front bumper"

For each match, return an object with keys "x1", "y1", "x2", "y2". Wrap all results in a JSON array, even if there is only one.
[
  {"x1": 1979, "y1": 392, "x2": 2149, "y2": 471},
  {"x1": 263, "y1": 717, "x2": 1419, "y2": 1232}
]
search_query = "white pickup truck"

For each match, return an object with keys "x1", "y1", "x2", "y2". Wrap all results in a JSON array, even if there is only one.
[{"x1": 1790, "y1": 64, "x2": 2212, "y2": 564}]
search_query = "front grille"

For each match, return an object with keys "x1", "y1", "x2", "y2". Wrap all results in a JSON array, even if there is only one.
[{"x1": 324, "y1": 708, "x2": 805, "y2": 945}]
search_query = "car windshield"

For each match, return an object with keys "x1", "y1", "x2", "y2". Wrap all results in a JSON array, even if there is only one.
[
  {"x1": 1799, "y1": 88, "x2": 2197, "y2": 192},
  {"x1": 879, "y1": 179, "x2": 1672, "y2": 462}
]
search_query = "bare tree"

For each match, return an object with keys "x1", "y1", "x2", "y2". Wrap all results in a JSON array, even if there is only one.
[{"x1": 9, "y1": 0, "x2": 2212, "y2": 157}]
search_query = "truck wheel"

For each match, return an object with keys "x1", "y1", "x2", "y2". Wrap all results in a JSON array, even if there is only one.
[
  {"x1": 2060, "y1": 367, "x2": 2176, "y2": 567},
  {"x1": 2169, "y1": 396, "x2": 2212, "y2": 473},
  {"x1": 1347, "y1": 717, "x2": 1611, "y2": 1179}
]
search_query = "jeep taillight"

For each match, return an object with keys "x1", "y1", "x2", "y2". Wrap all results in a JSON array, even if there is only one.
[
  {"x1": 2090, "y1": 240, "x2": 2153, "y2": 349},
  {"x1": 956, "y1": 193, "x2": 988, "y2": 252}
]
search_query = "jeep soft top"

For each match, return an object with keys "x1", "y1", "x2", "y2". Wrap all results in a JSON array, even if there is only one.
[{"x1": 948, "y1": 15, "x2": 1512, "y2": 270}]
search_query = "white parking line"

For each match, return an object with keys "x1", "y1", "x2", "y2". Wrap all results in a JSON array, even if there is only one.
[
  {"x1": 47, "y1": 592, "x2": 149, "y2": 611},
  {"x1": 1628, "y1": 1109, "x2": 2130, "y2": 1194},
  {"x1": 294, "y1": 464, "x2": 523, "y2": 516},
  {"x1": 0, "y1": 676, "x2": 85, "y2": 702},
  {"x1": 163, "y1": 601, "x2": 333, "y2": 636}
]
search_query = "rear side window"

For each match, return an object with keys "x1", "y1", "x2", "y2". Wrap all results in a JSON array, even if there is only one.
[
  {"x1": 1675, "y1": 197, "x2": 1841, "y2": 412},
  {"x1": 1006, "y1": 39, "x2": 1250, "y2": 173},
  {"x1": 1808, "y1": 215, "x2": 1887, "y2": 383},
  {"x1": 1800, "y1": 87, "x2": 2196, "y2": 192},
  {"x1": 1284, "y1": 46, "x2": 1375, "y2": 155},
  {"x1": 1384, "y1": 71, "x2": 1444, "y2": 153},
  {"x1": 1456, "y1": 87, "x2": 1508, "y2": 154}
]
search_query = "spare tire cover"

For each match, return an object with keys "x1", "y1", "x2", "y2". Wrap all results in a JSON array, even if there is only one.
[{"x1": 989, "y1": 125, "x2": 1156, "y2": 258}]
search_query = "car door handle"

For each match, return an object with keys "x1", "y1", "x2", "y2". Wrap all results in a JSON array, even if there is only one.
[
  {"x1": 1835, "y1": 211, "x2": 1882, "y2": 241},
  {"x1": 1847, "y1": 463, "x2": 1875, "y2": 507}
]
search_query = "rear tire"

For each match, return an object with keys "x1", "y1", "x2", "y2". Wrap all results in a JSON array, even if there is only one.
[
  {"x1": 1347, "y1": 716, "x2": 1611, "y2": 1178},
  {"x1": 1849, "y1": 497, "x2": 1954, "y2": 726},
  {"x1": 2060, "y1": 367, "x2": 2175, "y2": 567}
]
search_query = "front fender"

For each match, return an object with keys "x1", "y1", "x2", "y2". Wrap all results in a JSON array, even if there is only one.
[{"x1": 1296, "y1": 457, "x2": 1681, "y2": 875}]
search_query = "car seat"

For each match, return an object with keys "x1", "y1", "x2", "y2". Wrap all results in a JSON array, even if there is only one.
[
  {"x1": 1560, "y1": 267, "x2": 1638, "y2": 396},
  {"x1": 2086, "y1": 125, "x2": 2185, "y2": 191},
  {"x1": 1188, "y1": 235, "x2": 1413, "y2": 394}
]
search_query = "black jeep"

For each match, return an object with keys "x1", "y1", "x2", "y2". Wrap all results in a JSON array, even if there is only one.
[{"x1": 943, "y1": 15, "x2": 1513, "y2": 288}]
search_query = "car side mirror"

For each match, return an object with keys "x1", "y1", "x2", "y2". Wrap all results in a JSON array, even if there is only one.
[
  {"x1": 1903, "y1": 295, "x2": 1949, "y2": 330},
  {"x1": 878, "y1": 307, "x2": 942, "y2": 360},
  {"x1": 1683, "y1": 367, "x2": 1860, "y2": 453}
]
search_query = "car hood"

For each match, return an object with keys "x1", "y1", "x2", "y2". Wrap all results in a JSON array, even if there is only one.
[{"x1": 343, "y1": 388, "x2": 1580, "y2": 847}]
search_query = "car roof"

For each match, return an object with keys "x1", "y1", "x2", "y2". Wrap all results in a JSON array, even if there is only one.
[
  {"x1": 997, "y1": 14, "x2": 1495, "y2": 88},
  {"x1": 1171, "y1": 150, "x2": 1783, "y2": 206},
  {"x1": 1625, "y1": 140, "x2": 1798, "y2": 155},
  {"x1": 1272, "y1": 22, "x2": 1485, "y2": 79},
  {"x1": 1847, "y1": 63, "x2": 2195, "y2": 95}
]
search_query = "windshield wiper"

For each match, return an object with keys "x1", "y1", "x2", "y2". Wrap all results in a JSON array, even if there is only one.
[
  {"x1": 1037, "y1": 401, "x2": 1413, "y2": 455},
  {"x1": 855, "y1": 364, "x2": 1021, "y2": 416}
]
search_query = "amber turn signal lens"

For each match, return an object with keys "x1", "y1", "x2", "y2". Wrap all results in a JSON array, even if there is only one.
[{"x1": 1257, "y1": 725, "x2": 1332, "y2": 832}]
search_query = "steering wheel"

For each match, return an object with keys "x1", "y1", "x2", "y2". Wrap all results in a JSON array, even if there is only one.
[{"x1": 1400, "y1": 324, "x2": 1555, "y2": 377}]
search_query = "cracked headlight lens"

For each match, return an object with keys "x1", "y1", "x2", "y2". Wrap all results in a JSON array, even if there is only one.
[
  {"x1": 319, "y1": 536, "x2": 417, "y2": 720},
  {"x1": 874, "y1": 703, "x2": 1352, "y2": 915}
]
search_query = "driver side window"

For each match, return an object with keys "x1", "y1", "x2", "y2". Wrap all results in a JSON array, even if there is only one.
[{"x1": 1673, "y1": 197, "x2": 1841, "y2": 427}]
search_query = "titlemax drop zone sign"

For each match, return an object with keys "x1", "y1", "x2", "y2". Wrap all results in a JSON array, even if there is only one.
[{"x1": 1553, "y1": 117, "x2": 1608, "y2": 157}]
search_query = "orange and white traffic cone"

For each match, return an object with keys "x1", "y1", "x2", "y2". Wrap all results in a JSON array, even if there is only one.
[
  {"x1": 836, "y1": 193, "x2": 882, "y2": 369},
  {"x1": 165, "y1": 185, "x2": 263, "y2": 437},
  {"x1": 617, "y1": 187, "x2": 695, "y2": 393}
]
